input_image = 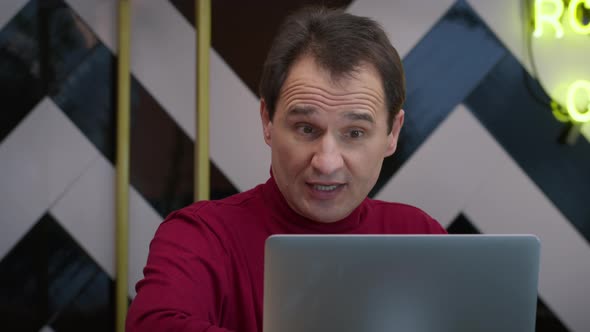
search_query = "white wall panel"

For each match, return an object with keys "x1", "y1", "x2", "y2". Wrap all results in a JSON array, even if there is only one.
[
  {"x1": 0, "y1": 98, "x2": 98, "y2": 259},
  {"x1": 51, "y1": 154, "x2": 162, "y2": 297},
  {"x1": 348, "y1": 0, "x2": 455, "y2": 58},
  {"x1": 376, "y1": 105, "x2": 499, "y2": 227},
  {"x1": 0, "y1": 0, "x2": 27, "y2": 30}
]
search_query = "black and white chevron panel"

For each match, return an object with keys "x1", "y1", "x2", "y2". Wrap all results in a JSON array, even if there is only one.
[{"x1": 1, "y1": 0, "x2": 588, "y2": 331}]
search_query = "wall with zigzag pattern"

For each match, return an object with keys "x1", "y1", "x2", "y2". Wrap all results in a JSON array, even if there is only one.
[{"x1": 1, "y1": 0, "x2": 589, "y2": 331}]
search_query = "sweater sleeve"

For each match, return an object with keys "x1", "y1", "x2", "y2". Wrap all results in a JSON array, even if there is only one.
[
  {"x1": 429, "y1": 219, "x2": 448, "y2": 234},
  {"x1": 419, "y1": 209, "x2": 448, "y2": 234},
  {"x1": 126, "y1": 208, "x2": 234, "y2": 332}
]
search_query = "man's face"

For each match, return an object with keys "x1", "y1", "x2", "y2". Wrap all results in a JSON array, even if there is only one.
[{"x1": 260, "y1": 55, "x2": 404, "y2": 223}]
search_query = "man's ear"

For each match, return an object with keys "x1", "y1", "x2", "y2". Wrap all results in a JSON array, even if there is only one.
[
  {"x1": 260, "y1": 99, "x2": 272, "y2": 146},
  {"x1": 384, "y1": 109, "x2": 404, "y2": 157}
]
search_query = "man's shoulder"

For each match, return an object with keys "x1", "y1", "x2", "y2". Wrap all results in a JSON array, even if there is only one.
[
  {"x1": 154, "y1": 184, "x2": 266, "y2": 250},
  {"x1": 172, "y1": 183, "x2": 264, "y2": 222},
  {"x1": 365, "y1": 199, "x2": 447, "y2": 234}
]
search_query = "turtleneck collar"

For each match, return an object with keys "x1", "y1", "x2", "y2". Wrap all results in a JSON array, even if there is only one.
[{"x1": 261, "y1": 171, "x2": 368, "y2": 234}]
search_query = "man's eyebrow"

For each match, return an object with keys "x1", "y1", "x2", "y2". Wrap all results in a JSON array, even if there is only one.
[
  {"x1": 343, "y1": 111, "x2": 375, "y2": 124},
  {"x1": 286, "y1": 106, "x2": 317, "y2": 117}
]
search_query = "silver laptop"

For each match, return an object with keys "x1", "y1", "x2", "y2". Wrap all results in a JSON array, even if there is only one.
[{"x1": 263, "y1": 235, "x2": 540, "y2": 332}]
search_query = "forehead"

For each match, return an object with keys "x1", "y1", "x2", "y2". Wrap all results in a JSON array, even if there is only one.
[{"x1": 279, "y1": 55, "x2": 385, "y2": 101}]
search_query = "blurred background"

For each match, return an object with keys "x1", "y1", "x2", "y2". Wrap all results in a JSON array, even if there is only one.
[{"x1": 1, "y1": 0, "x2": 589, "y2": 331}]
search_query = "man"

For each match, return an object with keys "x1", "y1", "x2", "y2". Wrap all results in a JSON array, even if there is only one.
[{"x1": 127, "y1": 6, "x2": 446, "y2": 332}]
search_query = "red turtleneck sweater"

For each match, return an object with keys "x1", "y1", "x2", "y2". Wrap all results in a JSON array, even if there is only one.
[{"x1": 126, "y1": 176, "x2": 446, "y2": 332}]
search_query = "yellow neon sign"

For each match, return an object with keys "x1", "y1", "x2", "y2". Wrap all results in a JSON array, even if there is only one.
[
  {"x1": 551, "y1": 101, "x2": 570, "y2": 123},
  {"x1": 566, "y1": 80, "x2": 590, "y2": 122},
  {"x1": 533, "y1": 0, "x2": 590, "y2": 123},
  {"x1": 569, "y1": 0, "x2": 590, "y2": 34},
  {"x1": 534, "y1": 0, "x2": 565, "y2": 38},
  {"x1": 534, "y1": 0, "x2": 590, "y2": 38}
]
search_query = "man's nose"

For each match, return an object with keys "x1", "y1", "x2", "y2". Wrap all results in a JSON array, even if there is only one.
[{"x1": 310, "y1": 134, "x2": 344, "y2": 175}]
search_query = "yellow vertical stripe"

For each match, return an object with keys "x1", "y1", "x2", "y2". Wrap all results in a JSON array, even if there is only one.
[
  {"x1": 195, "y1": 0, "x2": 211, "y2": 201},
  {"x1": 116, "y1": 1, "x2": 131, "y2": 331}
]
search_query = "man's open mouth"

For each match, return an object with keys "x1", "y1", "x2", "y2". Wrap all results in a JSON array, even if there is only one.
[{"x1": 313, "y1": 184, "x2": 339, "y2": 191}]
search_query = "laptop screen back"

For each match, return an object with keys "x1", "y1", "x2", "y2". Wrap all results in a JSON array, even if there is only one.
[{"x1": 263, "y1": 235, "x2": 540, "y2": 332}]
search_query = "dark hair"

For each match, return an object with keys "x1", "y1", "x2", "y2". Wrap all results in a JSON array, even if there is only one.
[{"x1": 259, "y1": 6, "x2": 405, "y2": 133}]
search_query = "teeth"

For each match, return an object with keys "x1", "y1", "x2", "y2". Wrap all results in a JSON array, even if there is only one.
[{"x1": 314, "y1": 184, "x2": 338, "y2": 191}]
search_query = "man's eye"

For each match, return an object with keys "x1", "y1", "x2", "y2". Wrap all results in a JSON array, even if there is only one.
[
  {"x1": 297, "y1": 125, "x2": 315, "y2": 135},
  {"x1": 348, "y1": 129, "x2": 364, "y2": 138}
]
